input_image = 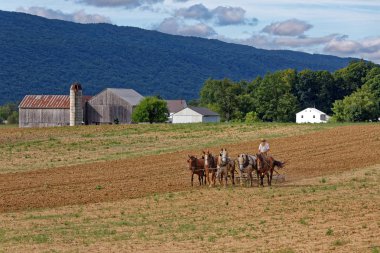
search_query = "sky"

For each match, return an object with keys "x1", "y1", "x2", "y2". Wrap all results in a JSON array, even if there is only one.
[{"x1": 1, "y1": 0, "x2": 380, "y2": 63}]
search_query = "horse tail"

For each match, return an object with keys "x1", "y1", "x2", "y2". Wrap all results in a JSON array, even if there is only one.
[{"x1": 274, "y1": 160, "x2": 285, "y2": 169}]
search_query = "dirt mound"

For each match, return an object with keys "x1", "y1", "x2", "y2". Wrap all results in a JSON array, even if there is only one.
[{"x1": 0, "y1": 125, "x2": 379, "y2": 212}]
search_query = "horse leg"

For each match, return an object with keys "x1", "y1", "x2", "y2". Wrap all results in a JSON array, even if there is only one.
[
  {"x1": 191, "y1": 173, "x2": 194, "y2": 187},
  {"x1": 205, "y1": 168, "x2": 209, "y2": 186},
  {"x1": 260, "y1": 175, "x2": 264, "y2": 187},
  {"x1": 267, "y1": 173, "x2": 270, "y2": 186},
  {"x1": 217, "y1": 169, "x2": 222, "y2": 186},
  {"x1": 239, "y1": 169, "x2": 243, "y2": 186},
  {"x1": 224, "y1": 169, "x2": 228, "y2": 187},
  {"x1": 249, "y1": 171, "x2": 253, "y2": 187},
  {"x1": 257, "y1": 172, "x2": 260, "y2": 187},
  {"x1": 231, "y1": 167, "x2": 235, "y2": 185},
  {"x1": 269, "y1": 168, "x2": 273, "y2": 186}
]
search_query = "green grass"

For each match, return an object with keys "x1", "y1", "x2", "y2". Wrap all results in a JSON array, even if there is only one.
[
  {"x1": 332, "y1": 239, "x2": 348, "y2": 246},
  {"x1": 326, "y1": 228, "x2": 334, "y2": 236}
]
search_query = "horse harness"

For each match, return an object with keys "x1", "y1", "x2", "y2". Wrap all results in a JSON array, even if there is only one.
[{"x1": 242, "y1": 154, "x2": 256, "y2": 170}]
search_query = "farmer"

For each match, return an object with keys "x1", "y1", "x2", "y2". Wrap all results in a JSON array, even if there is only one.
[{"x1": 258, "y1": 138, "x2": 270, "y2": 156}]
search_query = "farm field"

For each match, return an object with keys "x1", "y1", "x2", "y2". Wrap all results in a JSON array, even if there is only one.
[
  {"x1": 0, "y1": 123, "x2": 379, "y2": 252},
  {"x1": 0, "y1": 122, "x2": 335, "y2": 173}
]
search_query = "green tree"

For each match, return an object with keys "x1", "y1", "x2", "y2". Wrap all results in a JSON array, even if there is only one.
[
  {"x1": 200, "y1": 79, "x2": 242, "y2": 121},
  {"x1": 253, "y1": 69, "x2": 299, "y2": 122},
  {"x1": 333, "y1": 60, "x2": 376, "y2": 96},
  {"x1": 7, "y1": 111, "x2": 19, "y2": 124},
  {"x1": 332, "y1": 70, "x2": 380, "y2": 122},
  {"x1": 132, "y1": 97, "x2": 169, "y2": 124},
  {"x1": 332, "y1": 89, "x2": 379, "y2": 122}
]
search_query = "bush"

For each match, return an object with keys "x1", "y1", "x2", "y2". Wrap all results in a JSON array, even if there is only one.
[{"x1": 245, "y1": 111, "x2": 261, "y2": 123}]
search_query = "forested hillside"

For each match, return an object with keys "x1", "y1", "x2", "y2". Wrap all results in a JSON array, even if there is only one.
[{"x1": 0, "y1": 10, "x2": 354, "y2": 104}]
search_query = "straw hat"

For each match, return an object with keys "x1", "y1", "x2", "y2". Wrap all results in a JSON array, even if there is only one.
[{"x1": 261, "y1": 138, "x2": 266, "y2": 142}]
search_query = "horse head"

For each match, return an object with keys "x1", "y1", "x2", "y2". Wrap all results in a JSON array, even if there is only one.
[
  {"x1": 237, "y1": 154, "x2": 245, "y2": 170},
  {"x1": 220, "y1": 148, "x2": 228, "y2": 164},
  {"x1": 204, "y1": 150, "x2": 211, "y2": 166},
  {"x1": 256, "y1": 153, "x2": 264, "y2": 171},
  {"x1": 187, "y1": 155, "x2": 197, "y2": 170}
]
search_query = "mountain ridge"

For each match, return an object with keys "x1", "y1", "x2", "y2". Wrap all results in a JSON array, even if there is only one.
[{"x1": 0, "y1": 10, "x2": 355, "y2": 104}]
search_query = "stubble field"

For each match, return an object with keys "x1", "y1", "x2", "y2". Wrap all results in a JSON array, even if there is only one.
[{"x1": 0, "y1": 123, "x2": 379, "y2": 252}]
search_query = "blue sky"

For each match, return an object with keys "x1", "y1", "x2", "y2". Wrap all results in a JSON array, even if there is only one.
[{"x1": 2, "y1": 0, "x2": 380, "y2": 62}]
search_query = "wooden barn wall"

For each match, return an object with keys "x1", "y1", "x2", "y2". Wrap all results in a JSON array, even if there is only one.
[
  {"x1": 86, "y1": 90, "x2": 133, "y2": 124},
  {"x1": 19, "y1": 108, "x2": 69, "y2": 127}
]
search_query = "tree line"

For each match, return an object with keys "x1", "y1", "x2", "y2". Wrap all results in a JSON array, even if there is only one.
[{"x1": 197, "y1": 60, "x2": 380, "y2": 122}]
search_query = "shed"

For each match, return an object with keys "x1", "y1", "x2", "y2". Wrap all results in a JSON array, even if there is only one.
[
  {"x1": 19, "y1": 95, "x2": 91, "y2": 127},
  {"x1": 166, "y1": 100, "x2": 187, "y2": 123},
  {"x1": 172, "y1": 106, "x2": 220, "y2": 123},
  {"x1": 296, "y1": 108, "x2": 330, "y2": 123},
  {"x1": 86, "y1": 88, "x2": 143, "y2": 124}
]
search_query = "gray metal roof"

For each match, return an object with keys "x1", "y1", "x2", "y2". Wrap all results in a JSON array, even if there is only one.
[
  {"x1": 107, "y1": 88, "x2": 144, "y2": 106},
  {"x1": 189, "y1": 106, "x2": 219, "y2": 116},
  {"x1": 166, "y1": 100, "x2": 187, "y2": 113}
]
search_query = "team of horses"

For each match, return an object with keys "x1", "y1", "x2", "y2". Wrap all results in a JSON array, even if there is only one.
[{"x1": 187, "y1": 148, "x2": 285, "y2": 187}]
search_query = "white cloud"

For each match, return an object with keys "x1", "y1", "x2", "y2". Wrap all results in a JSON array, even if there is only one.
[
  {"x1": 16, "y1": 6, "x2": 111, "y2": 24},
  {"x1": 324, "y1": 37, "x2": 380, "y2": 62},
  {"x1": 156, "y1": 17, "x2": 216, "y2": 37},
  {"x1": 262, "y1": 19, "x2": 312, "y2": 36},
  {"x1": 274, "y1": 34, "x2": 339, "y2": 47},
  {"x1": 175, "y1": 4, "x2": 212, "y2": 20},
  {"x1": 174, "y1": 4, "x2": 257, "y2": 26},
  {"x1": 74, "y1": 0, "x2": 164, "y2": 9},
  {"x1": 212, "y1": 6, "x2": 246, "y2": 26}
]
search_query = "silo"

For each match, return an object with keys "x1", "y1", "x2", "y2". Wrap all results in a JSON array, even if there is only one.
[{"x1": 70, "y1": 82, "x2": 83, "y2": 126}]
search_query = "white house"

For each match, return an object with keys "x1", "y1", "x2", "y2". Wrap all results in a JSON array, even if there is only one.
[
  {"x1": 296, "y1": 108, "x2": 330, "y2": 123},
  {"x1": 172, "y1": 106, "x2": 220, "y2": 123}
]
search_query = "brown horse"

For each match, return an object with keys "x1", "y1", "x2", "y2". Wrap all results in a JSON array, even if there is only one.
[
  {"x1": 236, "y1": 154, "x2": 257, "y2": 187},
  {"x1": 203, "y1": 150, "x2": 218, "y2": 187},
  {"x1": 187, "y1": 155, "x2": 205, "y2": 186},
  {"x1": 256, "y1": 153, "x2": 285, "y2": 187},
  {"x1": 216, "y1": 148, "x2": 235, "y2": 186}
]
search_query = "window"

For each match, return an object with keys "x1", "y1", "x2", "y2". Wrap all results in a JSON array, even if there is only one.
[
  {"x1": 301, "y1": 115, "x2": 303, "y2": 118},
  {"x1": 313, "y1": 115, "x2": 315, "y2": 118},
  {"x1": 320, "y1": 114, "x2": 326, "y2": 121}
]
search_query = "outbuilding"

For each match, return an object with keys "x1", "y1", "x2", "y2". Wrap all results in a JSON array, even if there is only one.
[
  {"x1": 296, "y1": 108, "x2": 330, "y2": 123},
  {"x1": 166, "y1": 100, "x2": 187, "y2": 123},
  {"x1": 172, "y1": 106, "x2": 220, "y2": 123}
]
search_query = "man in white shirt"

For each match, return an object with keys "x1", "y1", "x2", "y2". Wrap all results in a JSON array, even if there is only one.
[{"x1": 258, "y1": 138, "x2": 270, "y2": 156}]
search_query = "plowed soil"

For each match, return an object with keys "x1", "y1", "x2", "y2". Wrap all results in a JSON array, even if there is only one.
[{"x1": 1, "y1": 125, "x2": 380, "y2": 212}]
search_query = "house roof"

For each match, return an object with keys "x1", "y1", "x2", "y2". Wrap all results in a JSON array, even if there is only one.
[
  {"x1": 19, "y1": 95, "x2": 92, "y2": 109},
  {"x1": 188, "y1": 106, "x2": 219, "y2": 116},
  {"x1": 107, "y1": 88, "x2": 144, "y2": 106},
  {"x1": 166, "y1": 100, "x2": 187, "y2": 113},
  {"x1": 296, "y1": 108, "x2": 327, "y2": 115}
]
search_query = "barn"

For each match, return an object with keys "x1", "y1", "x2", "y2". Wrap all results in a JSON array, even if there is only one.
[
  {"x1": 19, "y1": 95, "x2": 71, "y2": 128},
  {"x1": 296, "y1": 108, "x2": 330, "y2": 123},
  {"x1": 19, "y1": 83, "x2": 91, "y2": 127},
  {"x1": 172, "y1": 106, "x2": 220, "y2": 124},
  {"x1": 85, "y1": 88, "x2": 143, "y2": 124}
]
